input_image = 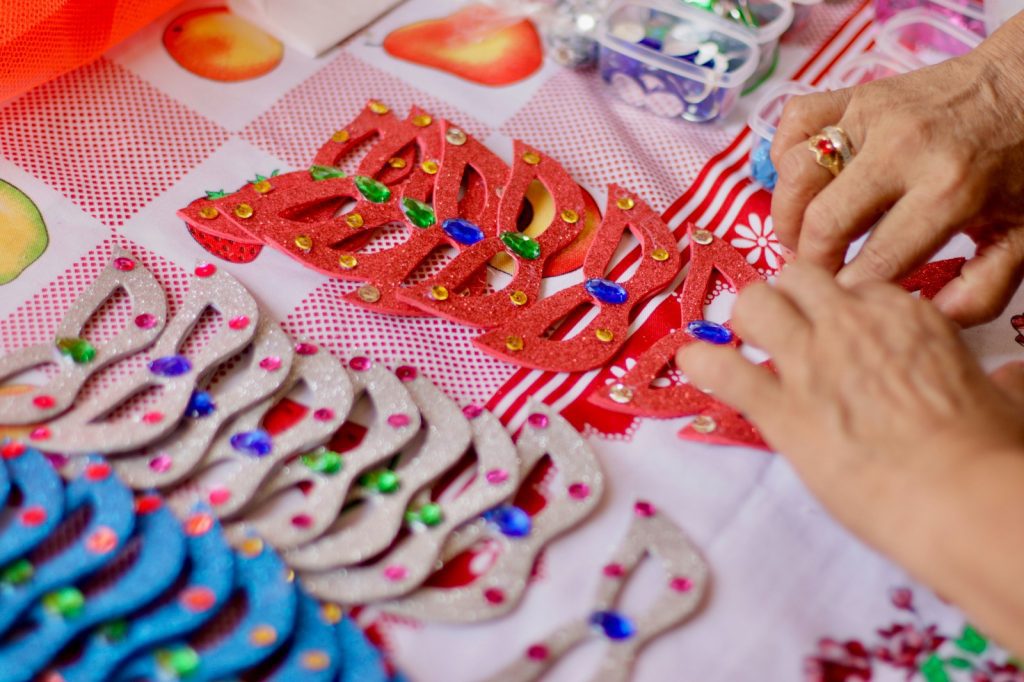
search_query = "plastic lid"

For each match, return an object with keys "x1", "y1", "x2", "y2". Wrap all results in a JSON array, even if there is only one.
[
  {"x1": 823, "y1": 51, "x2": 918, "y2": 89},
  {"x1": 743, "y1": 0, "x2": 796, "y2": 43},
  {"x1": 875, "y1": 8, "x2": 983, "y2": 66},
  {"x1": 598, "y1": 0, "x2": 762, "y2": 90},
  {"x1": 747, "y1": 80, "x2": 819, "y2": 139}
]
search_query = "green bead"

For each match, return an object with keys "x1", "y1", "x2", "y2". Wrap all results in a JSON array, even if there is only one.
[
  {"x1": 43, "y1": 586, "x2": 85, "y2": 618},
  {"x1": 418, "y1": 503, "x2": 443, "y2": 526},
  {"x1": 56, "y1": 337, "x2": 96, "y2": 364},
  {"x1": 301, "y1": 449, "x2": 343, "y2": 475},
  {"x1": 362, "y1": 469, "x2": 399, "y2": 494},
  {"x1": 400, "y1": 197, "x2": 436, "y2": 228},
  {"x1": 309, "y1": 165, "x2": 346, "y2": 181},
  {"x1": 500, "y1": 232, "x2": 541, "y2": 260},
  {"x1": 353, "y1": 175, "x2": 392, "y2": 203},
  {"x1": 99, "y1": 618, "x2": 128, "y2": 641},
  {"x1": 157, "y1": 646, "x2": 201, "y2": 677},
  {"x1": 1, "y1": 558, "x2": 33, "y2": 585}
]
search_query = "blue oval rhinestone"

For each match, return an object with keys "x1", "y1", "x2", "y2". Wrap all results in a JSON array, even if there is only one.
[
  {"x1": 442, "y1": 218, "x2": 485, "y2": 246},
  {"x1": 185, "y1": 391, "x2": 216, "y2": 418},
  {"x1": 148, "y1": 355, "x2": 192, "y2": 377},
  {"x1": 230, "y1": 430, "x2": 272, "y2": 457},
  {"x1": 686, "y1": 320, "x2": 734, "y2": 345},
  {"x1": 584, "y1": 278, "x2": 628, "y2": 305},
  {"x1": 589, "y1": 611, "x2": 636, "y2": 640},
  {"x1": 482, "y1": 505, "x2": 532, "y2": 538}
]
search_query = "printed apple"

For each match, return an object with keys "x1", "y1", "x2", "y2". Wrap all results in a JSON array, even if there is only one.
[
  {"x1": 163, "y1": 6, "x2": 283, "y2": 82},
  {"x1": 0, "y1": 180, "x2": 47, "y2": 285},
  {"x1": 383, "y1": 6, "x2": 544, "y2": 86}
]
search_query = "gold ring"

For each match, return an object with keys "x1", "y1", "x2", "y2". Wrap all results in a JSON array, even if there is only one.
[{"x1": 808, "y1": 125, "x2": 854, "y2": 177}]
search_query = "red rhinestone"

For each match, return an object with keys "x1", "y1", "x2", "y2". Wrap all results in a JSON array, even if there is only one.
[
  {"x1": 526, "y1": 645, "x2": 549, "y2": 661},
  {"x1": 135, "y1": 494, "x2": 163, "y2": 514},
  {"x1": 195, "y1": 263, "x2": 217, "y2": 278},
  {"x1": 30, "y1": 427, "x2": 51, "y2": 441},
  {"x1": 141, "y1": 411, "x2": 164, "y2": 424},
  {"x1": 313, "y1": 408, "x2": 334, "y2": 421},
  {"x1": 634, "y1": 501, "x2": 656, "y2": 517},
  {"x1": 20, "y1": 506, "x2": 47, "y2": 526},
  {"x1": 670, "y1": 577, "x2": 694, "y2": 592},
  {"x1": 483, "y1": 588, "x2": 505, "y2": 604},
  {"x1": 1, "y1": 442, "x2": 26, "y2": 459},
  {"x1": 180, "y1": 586, "x2": 217, "y2": 612},
  {"x1": 568, "y1": 483, "x2": 590, "y2": 500},
  {"x1": 291, "y1": 514, "x2": 313, "y2": 528},
  {"x1": 295, "y1": 342, "x2": 319, "y2": 356},
  {"x1": 816, "y1": 138, "x2": 835, "y2": 154},
  {"x1": 113, "y1": 257, "x2": 136, "y2": 271},
  {"x1": 84, "y1": 463, "x2": 111, "y2": 481},
  {"x1": 208, "y1": 487, "x2": 231, "y2": 506},
  {"x1": 603, "y1": 563, "x2": 626, "y2": 578},
  {"x1": 33, "y1": 395, "x2": 56, "y2": 409},
  {"x1": 228, "y1": 316, "x2": 250, "y2": 330},
  {"x1": 395, "y1": 366, "x2": 418, "y2": 382}
]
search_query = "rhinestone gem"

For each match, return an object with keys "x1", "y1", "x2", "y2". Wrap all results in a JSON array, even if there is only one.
[
  {"x1": 590, "y1": 611, "x2": 636, "y2": 640},
  {"x1": 603, "y1": 563, "x2": 626, "y2": 578},
  {"x1": 691, "y1": 415, "x2": 718, "y2": 434},
  {"x1": 396, "y1": 365, "x2": 417, "y2": 381},
  {"x1": 692, "y1": 229, "x2": 714, "y2": 245},
  {"x1": 194, "y1": 263, "x2": 216, "y2": 277},
  {"x1": 522, "y1": 151, "x2": 541, "y2": 165},
  {"x1": 484, "y1": 588, "x2": 506, "y2": 604},
  {"x1": 527, "y1": 412, "x2": 549, "y2": 429},
  {"x1": 230, "y1": 430, "x2": 272, "y2": 457},
  {"x1": 509, "y1": 290, "x2": 528, "y2": 306},
  {"x1": 686, "y1": 320, "x2": 733, "y2": 345},
  {"x1": 149, "y1": 355, "x2": 192, "y2": 377},
  {"x1": 43, "y1": 587, "x2": 85, "y2": 617},
  {"x1": 421, "y1": 160, "x2": 439, "y2": 174},
  {"x1": 250, "y1": 625, "x2": 278, "y2": 646},
  {"x1": 357, "y1": 285, "x2": 381, "y2": 303},
  {"x1": 301, "y1": 449, "x2": 343, "y2": 475},
  {"x1": 527, "y1": 645, "x2": 549, "y2": 661},
  {"x1": 652, "y1": 248, "x2": 670, "y2": 261},
  {"x1": 387, "y1": 413, "x2": 411, "y2": 428},
  {"x1": 368, "y1": 100, "x2": 389, "y2": 114},
  {"x1": 295, "y1": 342, "x2": 319, "y2": 355},
  {"x1": 349, "y1": 356, "x2": 371, "y2": 371},
  {"x1": 585, "y1": 278, "x2": 628, "y2": 304},
  {"x1": 485, "y1": 468, "x2": 508, "y2": 484},
  {"x1": 86, "y1": 527, "x2": 118, "y2": 554},
  {"x1": 388, "y1": 157, "x2": 407, "y2": 169},
  {"x1": 294, "y1": 235, "x2": 313, "y2": 252},
  {"x1": 259, "y1": 356, "x2": 282, "y2": 371},
  {"x1": 113, "y1": 257, "x2": 136, "y2": 271},
  {"x1": 228, "y1": 315, "x2": 250, "y2": 330},
  {"x1": 402, "y1": 197, "x2": 436, "y2": 228},
  {"x1": 442, "y1": 218, "x2": 485, "y2": 245},
  {"x1": 56, "y1": 337, "x2": 97, "y2": 364},
  {"x1": 383, "y1": 565, "x2": 407, "y2": 581},
  {"x1": 446, "y1": 128, "x2": 467, "y2": 145},
  {"x1": 149, "y1": 455, "x2": 172, "y2": 472},
  {"x1": 198, "y1": 206, "x2": 219, "y2": 219},
  {"x1": 135, "y1": 313, "x2": 158, "y2": 329},
  {"x1": 609, "y1": 383, "x2": 633, "y2": 404},
  {"x1": 483, "y1": 505, "x2": 532, "y2": 537},
  {"x1": 670, "y1": 577, "x2": 694, "y2": 592},
  {"x1": 331, "y1": 129, "x2": 350, "y2": 143},
  {"x1": 234, "y1": 203, "x2": 254, "y2": 219},
  {"x1": 2, "y1": 559, "x2": 33, "y2": 585},
  {"x1": 430, "y1": 285, "x2": 449, "y2": 301},
  {"x1": 339, "y1": 254, "x2": 358, "y2": 269},
  {"x1": 184, "y1": 513, "x2": 213, "y2": 536},
  {"x1": 253, "y1": 180, "x2": 272, "y2": 194},
  {"x1": 313, "y1": 408, "x2": 334, "y2": 421},
  {"x1": 568, "y1": 482, "x2": 590, "y2": 500},
  {"x1": 595, "y1": 328, "x2": 614, "y2": 343},
  {"x1": 634, "y1": 500, "x2": 656, "y2": 517},
  {"x1": 310, "y1": 165, "x2": 346, "y2": 181},
  {"x1": 346, "y1": 213, "x2": 364, "y2": 228},
  {"x1": 353, "y1": 175, "x2": 392, "y2": 203},
  {"x1": 463, "y1": 405, "x2": 483, "y2": 419},
  {"x1": 561, "y1": 208, "x2": 579, "y2": 223},
  {"x1": 500, "y1": 231, "x2": 541, "y2": 260},
  {"x1": 505, "y1": 335, "x2": 524, "y2": 352},
  {"x1": 616, "y1": 197, "x2": 635, "y2": 210},
  {"x1": 33, "y1": 395, "x2": 55, "y2": 409},
  {"x1": 412, "y1": 114, "x2": 433, "y2": 127},
  {"x1": 208, "y1": 487, "x2": 231, "y2": 506}
]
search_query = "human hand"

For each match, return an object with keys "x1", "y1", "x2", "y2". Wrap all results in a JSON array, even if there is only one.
[{"x1": 770, "y1": 16, "x2": 1024, "y2": 326}]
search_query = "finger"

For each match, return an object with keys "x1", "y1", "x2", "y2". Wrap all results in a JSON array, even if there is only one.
[
  {"x1": 774, "y1": 261, "x2": 849, "y2": 319},
  {"x1": 931, "y1": 230, "x2": 1024, "y2": 326},
  {"x1": 771, "y1": 142, "x2": 834, "y2": 250},
  {"x1": 676, "y1": 343, "x2": 783, "y2": 424},
  {"x1": 771, "y1": 89, "x2": 853, "y2": 168},
  {"x1": 796, "y1": 148, "x2": 903, "y2": 273},
  {"x1": 730, "y1": 281, "x2": 810, "y2": 362},
  {"x1": 990, "y1": 361, "x2": 1024, "y2": 409},
  {"x1": 836, "y1": 187, "x2": 961, "y2": 288}
]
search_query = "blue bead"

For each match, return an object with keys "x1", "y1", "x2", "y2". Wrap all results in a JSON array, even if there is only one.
[
  {"x1": 148, "y1": 355, "x2": 192, "y2": 377},
  {"x1": 185, "y1": 390, "x2": 216, "y2": 418},
  {"x1": 589, "y1": 611, "x2": 636, "y2": 640},
  {"x1": 442, "y1": 218, "x2": 484, "y2": 246},
  {"x1": 482, "y1": 505, "x2": 532, "y2": 538},
  {"x1": 585, "y1": 278, "x2": 629, "y2": 305},
  {"x1": 686, "y1": 320, "x2": 734, "y2": 345},
  {"x1": 230, "y1": 430, "x2": 272, "y2": 457}
]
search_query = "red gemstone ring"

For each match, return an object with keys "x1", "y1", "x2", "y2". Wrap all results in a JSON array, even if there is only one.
[{"x1": 807, "y1": 125, "x2": 854, "y2": 177}]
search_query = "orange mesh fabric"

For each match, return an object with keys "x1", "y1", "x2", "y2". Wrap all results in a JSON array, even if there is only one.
[{"x1": 0, "y1": 0, "x2": 182, "y2": 102}]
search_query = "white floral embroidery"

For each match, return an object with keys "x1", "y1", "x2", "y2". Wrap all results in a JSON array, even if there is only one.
[
  {"x1": 606, "y1": 357, "x2": 676, "y2": 388},
  {"x1": 731, "y1": 214, "x2": 782, "y2": 270}
]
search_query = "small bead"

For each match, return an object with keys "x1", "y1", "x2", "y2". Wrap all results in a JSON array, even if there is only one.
[
  {"x1": 368, "y1": 100, "x2": 390, "y2": 114},
  {"x1": 230, "y1": 430, "x2": 273, "y2": 457},
  {"x1": 2, "y1": 558, "x2": 33, "y2": 585},
  {"x1": 259, "y1": 356, "x2": 282, "y2": 371},
  {"x1": 1, "y1": 442, "x2": 26, "y2": 459},
  {"x1": 412, "y1": 114, "x2": 433, "y2": 127},
  {"x1": 357, "y1": 285, "x2": 381, "y2": 303},
  {"x1": 616, "y1": 197, "x2": 635, "y2": 210},
  {"x1": 486, "y1": 468, "x2": 509, "y2": 484},
  {"x1": 568, "y1": 482, "x2": 590, "y2": 500},
  {"x1": 651, "y1": 248, "x2": 670, "y2": 261},
  {"x1": 560, "y1": 208, "x2": 579, "y2": 223},
  {"x1": 86, "y1": 526, "x2": 118, "y2": 554},
  {"x1": 228, "y1": 315, "x2": 250, "y2": 330},
  {"x1": 387, "y1": 413, "x2": 411, "y2": 428},
  {"x1": 321, "y1": 603, "x2": 343, "y2": 624},
  {"x1": 634, "y1": 500, "x2": 656, "y2": 517},
  {"x1": 208, "y1": 487, "x2": 231, "y2": 506},
  {"x1": 240, "y1": 537, "x2": 264, "y2": 556},
  {"x1": 135, "y1": 313, "x2": 158, "y2": 329},
  {"x1": 21, "y1": 506, "x2": 46, "y2": 526},
  {"x1": 294, "y1": 235, "x2": 314, "y2": 252},
  {"x1": 346, "y1": 213, "x2": 364, "y2": 228},
  {"x1": 527, "y1": 413, "x2": 549, "y2": 429},
  {"x1": 302, "y1": 651, "x2": 332, "y2": 671},
  {"x1": 509, "y1": 290, "x2": 528, "y2": 306},
  {"x1": 30, "y1": 426, "x2": 51, "y2": 441},
  {"x1": 198, "y1": 206, "x2": 219, "y2": 219},
  {"x1": 349, "y1": 356, "x2": 371, "y2": 371},
  {"x1": 33, "y1": 395, "x2": 55, "y2": 409},
  {"x1": 253, "y1": 180, "x2": 272, "y2": 194},
  {"x1": 595, "y1": 328, "x2": 614, "y2": 343},
  {"x1": 314, "y1": 408, "x2": 335, "y2": 422},
  {"x1": 484, "y1": 505, "x2": 532, "y2": 537},
  {"x1": 135, "y1": 494, "x2": 163, "y2": 514},
  {"x1": 527, "y1": 645, "x2": 549, "y2": 661},
  {"x1": 505, "y1": 335, "x2": 524, "y2": 352},
  {"x1": 85, "y1": 462, "x2": 111, "y2": 481},
  {"x1": 149, "y1": 355, "x2": 192, "y2": 377},
  {"x1": 421, "y1": 160, "x2": 439, "y2": 174},
  {"x1": 603, "y1": 563, "x2": 626, "y2": 578},
  {"x1": 291, "y1": 514, "x2": 313, "y2": 528},
  {"x1": 184, "y1": 513, "x2": 214, "y2": 536},
  {"x1": 234, "y1": 203, "x2": 254, "y2": 219},
  {"x1": 522, "y1": 150, "x2": 541, "y2": 165},
  {"x1": 670, "y1": 577, "x2": 694, "y2": 592},
  {"x1": 338, "y1": 254, "x2": 358, "y2": 269},
  {"x1": 301, "y1": 449, "x2": 343, "y2": 475},
  {"x1": 446, "y1": 128, "x2": 467, "y2": 145},
  {"x1": 483, "y1": 588, "x2": 506, "y2": 604},
  {"x1": 141, "y1": 411, "x2": 164, "y2": 424},
  {"x1": 157, "y1": 646, "x2": 200, "y2": 677},
  {"x1": 332, "y1": 129, "x2": 350, "y2": 143},
  {"x1": 180, "y1": 586, "x2": 217, "y2": 612},
  {"x1": 43, "y1": 587, "x2": 85, "y2": 618},
  {"x1": 149, "y1": 455, "x2": 172, "y2": 472},
  {"x1": 590, "y1": 611, "x2": 636, "y2": 640},
  {"x1": 388, "y1": 157, "x2": 407, "y2": 169},
  {"x1": 396, "y1": 365, "x2": 418, "y2": 381},
  {"x1": 383, "y1": 565, "x2": 407, "y2": 581},
  {"x1": 195, "y1": 263, "x2": 217, "y2": 277},
  {"x1": 609, "y1": 383, "x2": 633, "y2": 404},
  {"x1": 692, "y1": 229, "x2": 714, "y2": 245},
  {"x1": 295, "y1": 342, "x2": 319, "y2": 355},
  {"x1": 430, "y1": 285, "x2": 449, "y2": 301},
  {"x1": 690, "y1": 415, "x2": 718, "y2": 434},
  {"x1": 113, "y1": 256, "x2": 136, "y2": 271},
  {"x1": 463, "y1": 404, "x2": 483, "y2": 419},
  {"x1": 250, "y1": 625, "x2": 278, "y2": 647}
]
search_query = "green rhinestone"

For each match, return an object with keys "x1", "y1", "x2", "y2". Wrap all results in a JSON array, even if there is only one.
[
  {"x1": 56, "y1": 337, "x2": 97, "y2": 364},
  {"x1": 400, "y1": 197, "x2": 436, "y2": 228},
  {"x1": 99, "y1": 618, "x2": 128, "y2": 641},
  {"x1": 353, "y1": 175, "x2": 392, "y2": 204},
  {"x1": 301, "y1": 449, "x2": 343, "y2": 475},
  {"x1": 1, "y1": 558, "x2": 33, "y2": 585},
  {"x1": 309, "y1": 165, "x2": 346, "y2": 181},
  {"x1": 362, "y1": 470, "x2": 400, "y2": 494},
  {"x1": 417, "y1": 503, "x2": 443, "y2": 526},
  {"x1": 157, "y1": 645, "x2": 201, "y2": 677},
  {"x1": 500, "y1": 232, "x2": 541, "y2": 260},
  {"x1": 43, "y1": 586, "x2": 85, "y2": 617}
]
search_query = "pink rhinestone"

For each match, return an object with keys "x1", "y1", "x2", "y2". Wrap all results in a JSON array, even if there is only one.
[
  {"x1": 141, "y1": 411, "x2": 164, "y2": 424},
  {"x1": 295, "y1": 342, "x2": 318, "y2": 356},
  {"x1": 387, "y1": 414, "x2": 410, "y2": 428},
  {"x1": 113, "y1": 257, "x2": 136, "y2": 271},
  {"x1": 634, "y1": 501, "x2": 656, "y2": 517},
  {"x1": 349, "y1": 356, "x2": 371, "y2": 371},
  {"x1": 526, "y1": 645, "x2": 549, "y2": 661},
  {"x1": 483, "y1": 588, "x2": 505, "y2": 604},
  {"x1": 527, "y1": 413, "x2": 549, "y2": 429},
  {"x1": 30, "y1": 427, "x2": 50, "y2": 441},
  {"x1": 669, "y1": 577, "x2": 694, "y2": 592},
  {"x1": 568, "y1": 483, "x2": 590, "y2": 500},
  {"x1": 383, "y1": 565, "x2": 407, "y2": 581},
  {"x1": 195, "y1": 263, "x2": 217, "y2": 278},
  {"x1": 291, "y1": 514, "x2": 313, "y2": 528},
  {"x1": 208, "y1": 487, "x2": 231, "y2": 506},
  {"x1": 603, "y1": 563, "x2": 626, "y2": 578},
  {"x1": 135, "y1": 313, "x2": 158, "y2": 329},
  {"x1": 395, "y1": 366, "x2": 418, "y2": 382},
  {"x1": 462, "y1": 405, "x2": 483, "y2": 419},
  {"x1": 313, "y1": 408, "x2": 334, "y2": 421},
  {"x1": 228, "y1": 316, "x2": 250, "y2": 330},
  {"x1": 485, "y1": 469, "x2": 509, "y2": 485},
  {"x1": 149, "y1": 455, "x2": 172, "y2": 472},
  {"x1": 33, "y1": 395, "x2": 55, "y2": 409},
  {"x1": 259, "y1": 356, "x2": 282, "y2": 371}
]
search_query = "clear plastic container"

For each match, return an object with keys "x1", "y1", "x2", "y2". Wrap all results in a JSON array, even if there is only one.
[
  {"x1": 788, "y1": 0, "x2": 824, "y2": 35},
  {"x1": 874, "y1": 0, "x2": 986, "y2": 45},
  {"x1": 596, "y1": 0, "x2": 761, "y2": 123},
  {"x1": 741, "y1": 0, "x2": 795, "y2": 88},
  {"x1": 746, "y1": 80, "x2": 818, "y2": 188},
  {"x1": 874, "y1": 8, "x2": 983, "y2": 66},
  {"x1": 824, "y1": 51, "x2": 917, "y2": 88}
]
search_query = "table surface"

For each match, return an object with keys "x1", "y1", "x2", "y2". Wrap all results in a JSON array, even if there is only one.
[{"x1": 1, "y1": 1, "x2": 1022, "y2": 680}]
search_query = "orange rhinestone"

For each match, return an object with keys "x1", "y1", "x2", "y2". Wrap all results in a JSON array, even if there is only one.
[
  {"x1": 234, "y1": 203, "x2": 254, "y2": 219},
  {"x1": 250, "y1": 625, "x2": 278, "y2": 647},
  {"x1": 368, "y1": 101, "x2": 389, "y2": 114},
  {"x1": 339, "y1": 254, "x2": 358, "y2": 269},
  {"x1": 509, "y1": 290, "x2": 528, "y2": 306},
  {"x1": 560, "y1": 208, "x2": 579, "y2": 224},
  {"x1": 412, "y1": 114, "x2": 433, "y2": 127},
  {"x1": 522, "y1": 151, "x2": 541, "y2": 165},
  {"x1": 321, "y1": 603, "x2": 343, "y2": 624},
  {"x1": 253, "y1": 180, "x2": 272, "y2": 194},
  {"x1": 332, "y1": 129, "x2": 350, "y2": 143},
  {"x1": 505, "y1": 335, "x2": 524, "y2": 352},
  {"x1": 421, "y1": 160, "x2": 439, "y2": 174},
  {"x1": 595, "y1": 328, "x2": 614, "y2": 343},
  {"x1": 651, "y1": 248, "x2": 670, "y2": 261},
  {"x1": 302, "y1": 650, "x2": 331, "y2": 671},
  {"x1": 184, "y1": 513, "x2": 213, "y2": 536},
  {"x1": 388, "y1": 157, "x2": 407, "y2": 169},
  {"x1": 346, "y1": 213, "x2": 364, "y2": 228},
  {"x1": 239, "y1": 537, "x2": 264, "y2": 557},
  {"x1": 198, "y1": 206, "x2": 219, "y2": 220},
  {"x1": 616, "y1": 197, "x2": 635, "y2": 210}
]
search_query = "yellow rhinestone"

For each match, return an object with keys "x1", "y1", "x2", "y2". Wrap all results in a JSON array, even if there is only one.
[
  {"x1": 339, "y1": 254, "x2": 358, "y2": 269},
  {"x1": 253, "y1": 180, "x2": 272, "y2": 194},
  {"x1": 522, "y1": 151, "x2": 541, "y2": 165},
  {"x1": 321, "y1": 603, "x2": 343, "y2": 624},
  {"x1": 332, "y1": 129, "x2": 350, "y2": 143},
  {"x1": 388, "y1": 157, "x2": 407, "y2": 169},
  {"x1": 346, "y1": 213, "x2": 364, "y2": 228},
  {"x1": 250, "y1": 624, "x2": 278, "y2": 647},
  {"x1": 609, "y1": 383, "x2": 633, "y2": 404},
  {"x1": 595, "y1": 328, "x2": 614, "y2": 343},
  {"x1": 421, "y1": 160, "x2": 439, "y2": 175},
  {"x1": 651, "y1": 248, "x2": 670, "y2": 262},
  {"x1": 285, "y1": 569, "x2": 295, "y2": 583},
  {"x1": 234, "y1": 203, "x2": 254, "y2": 219},
  {"x1": 691, "y1": 415, "x2": 718, "y2": 434},
  {"x1": 294, "y1": 235, "x2": 313, "y2": 252},
  {"x1": 199, "y1": 206, "x2": 219, "y2": 220},
  {"x1": 358, "y1": 285, "x2": 381, "y2": 303},
  {"x1": 692, "y1": 229, "x2": 714, "y2": 245},
  {"x1": 302, "y1": 650, "x2": 331, "y2": 671},
  {"x1": 505, "y1": 335, "x2": 524, "y2": 352},
  {"x1": 431, "y1": 285, "x2": 450, "y2": 301},
  {"x1": 560, "y1": 208, "x2": 579, "y2": 224},
  {"x1": 412, "y1": 114, "x2": 433, "y2": 127},
  {"x1": 369, "y1": 100, "x2": 389, "y2": 115},
  {"x1": 509, "y1": 290, "x2": 528, "y2": 306},
  {"x1": 240, "y1": 537, "x2": 263, "y2": 557},
  {"x1": 616, "y1": 196, "x2": 635, "y2": 210}
]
